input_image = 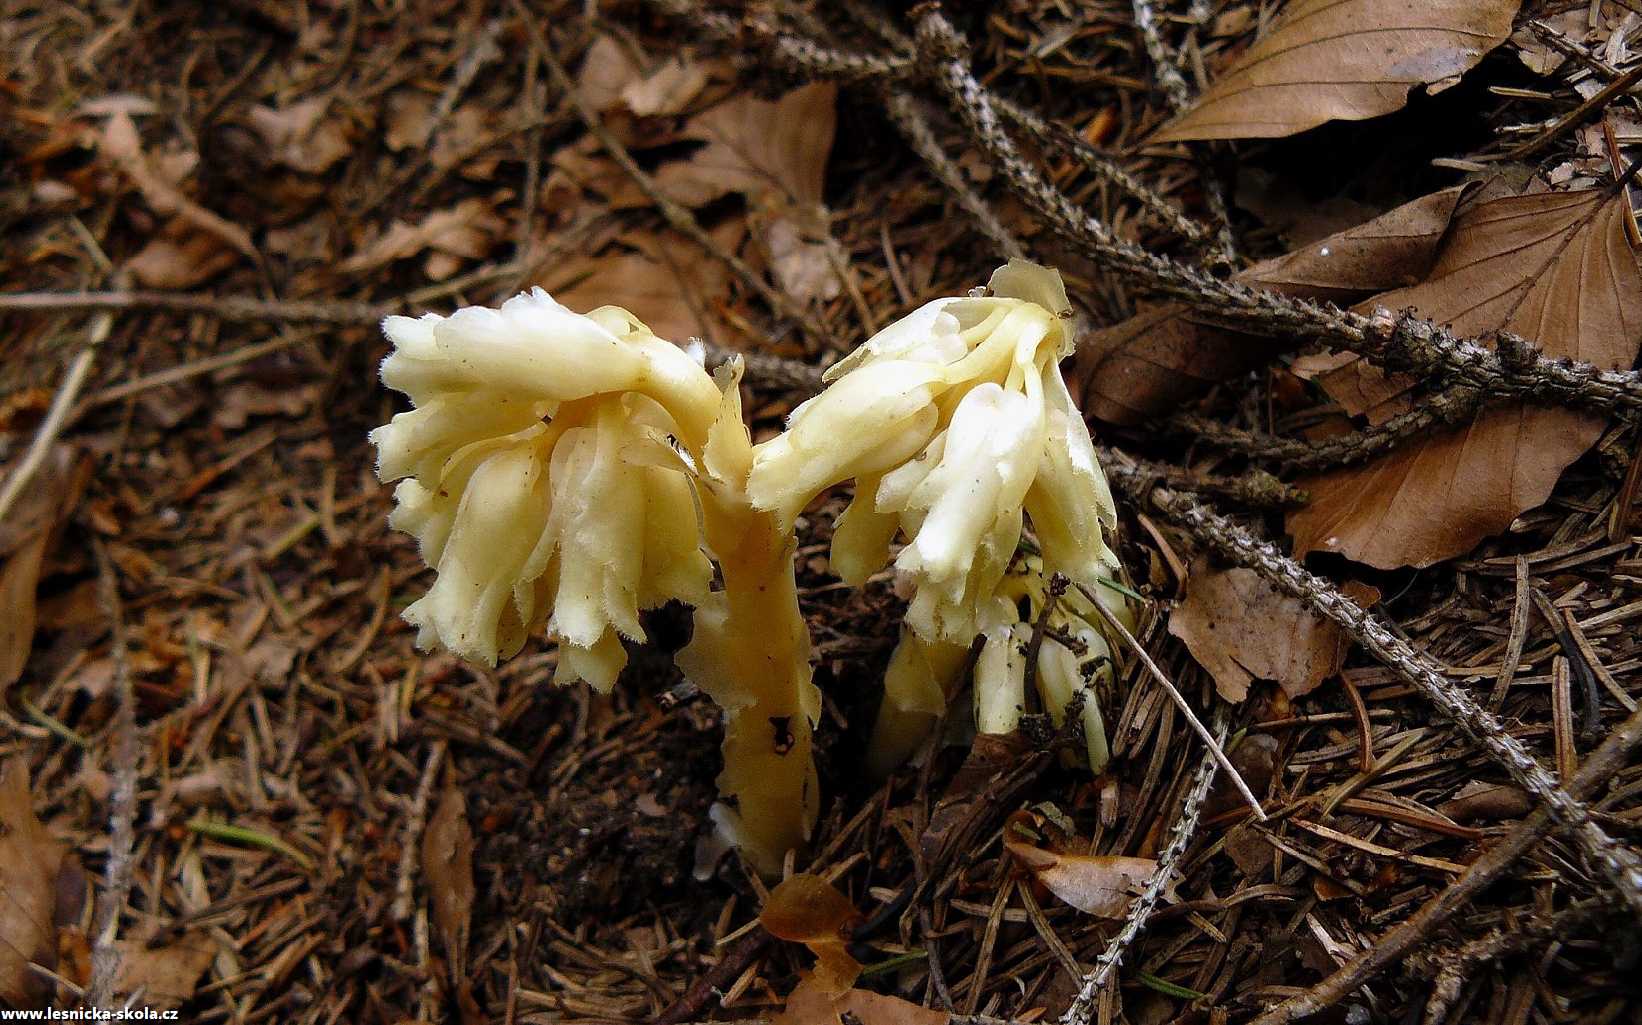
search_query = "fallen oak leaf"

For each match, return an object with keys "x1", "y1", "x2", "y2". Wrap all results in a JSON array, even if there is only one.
[
  {"x1": 1151, "y1": 0, "x2": 1521, "y2": 142},
  {"x1": 1169, "y1": 554, "x2": 1380, "y2": 703},
  {"x1": 760, "y1": 873, "x2": 862, "y2": 996},
  {"x1": 1289, "y1": 184, "x2": 1642, "y2": 568},
  {"x1": 125, "y1": 219, "x2": 240, "y2": 290},
  {"x1": 534, "y1": 225, "x2": 740, "y2": 343}
]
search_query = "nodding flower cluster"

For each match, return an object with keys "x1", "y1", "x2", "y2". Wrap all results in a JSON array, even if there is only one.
[{"x1": 370, "y1": 261, "x2": 1130, "y2": 875}]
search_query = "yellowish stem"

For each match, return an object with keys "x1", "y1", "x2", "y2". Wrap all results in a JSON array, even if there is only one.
[{"x1": 676, "y1": 361, "x2": 820, "y2": 876}]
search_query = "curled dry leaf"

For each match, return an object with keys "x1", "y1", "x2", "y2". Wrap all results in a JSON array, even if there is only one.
[
  {"x1": 1169, "y1": 554, "x2": 1380, "y2": 703},
  {"x1": 773, "y1": 974, "x2": 950, "y2": 1025},
  {"x1": 0, "y1": 759, "x2": 68, "y2": 1007},
  {"x1": 1074, "y1": 185, "x2": 1471, "y2": 425},
  {"x1": 760, "y1": 873, "x2": 862, "y2": 996},
  {"x1": 1289, "y1": 185, "x2": 1642, "y2": 568},
  {"x1": 421, "y1": 777, "x2": 475, "y2": 979},
  {"x1": 99, "y1": 112, "x2": 258, "y2": 262},
  {"x1": 1004, "y1": 811, "x2": 1157, "y2": 918},
  {"x1": 1152, "y1": 0, "x2": 1521, "y2": 142}
]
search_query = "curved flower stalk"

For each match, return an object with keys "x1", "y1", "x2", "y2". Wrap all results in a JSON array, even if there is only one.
[
  {"x1": 371, "y1": 290, "x2": 815, "y2": 875},
  {"x1": 746, "y1": 260, "x2": 1124, "y2": 768}
]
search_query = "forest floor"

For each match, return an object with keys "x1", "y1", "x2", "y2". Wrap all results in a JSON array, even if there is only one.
[{"x1": 3, "y1": 1, "x2": 1642, "y2": 1024}]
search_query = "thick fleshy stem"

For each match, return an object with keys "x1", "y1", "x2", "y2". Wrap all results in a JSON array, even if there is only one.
[{"x1": 676, "y1": 364, "x2": 821, "y2": 876}]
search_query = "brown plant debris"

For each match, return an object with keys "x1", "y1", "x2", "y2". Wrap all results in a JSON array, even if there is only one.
[
  {"x1": 1152, "y1": 0, "x2": 1523, "y2": 142},
  {"x1": 4, "y1": 2, "x2": 1642, "y2": 1024}
]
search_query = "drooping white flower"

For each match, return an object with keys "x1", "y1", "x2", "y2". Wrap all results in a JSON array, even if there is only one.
[
  {"x1": 371, "y1": 291, "x2": 717, "y2": 682},
  {"x1": 747, "y1": 259, "x2": 1120, "y2": 649},
  {"x1": 974, "y1": 623, "x2": 1029, "y2": 735}
]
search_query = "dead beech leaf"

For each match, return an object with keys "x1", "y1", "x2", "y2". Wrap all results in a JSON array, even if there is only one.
[
  {"x1": 1290, "y1": 186, "x2": 1642, "y2": 568},
  {"x1": 1004, "y1": 814, "x2": 1156, "y2": 918},
  {"x1": 126, "y1": 219, "x2": 239, "y2": 289},
  {"x1": 656, "y1": 83, "x2": 836, "y2": 208},
  {"x1": 764, "y1": 206, "x2": 842, "y2": 304},
  {"x1": 422, "y1": 778, "x2": 475, "y2": 978},
  {"x1": 576, "y1": 34, "x2": 646, "y2": 113},
  {"x1": 100, "y1": 112, "x2": 258, "y2": 261},
  {"x1": 1, "y1": 446, "x2": 88, "y2": 691},
  {"x1": 1169, "y1": 555, "x2": 1380, "y2": 702},
  {"x1": 1152, "y1": 0, "x2": 1521, "y2": 142},
  {"x1": 536, "y1": 226, "x2": 739, "y2": 342},
  {"x1": 248, "y1": 97, "x2": 351, "y2": 175},
  {"x1": 621, "y1": 56, "x2": 710, "y2": 117},
  {"x1": 0, "y1": 759, "x2": 68, "y2": 1007},
  {"x1": 761, "y1": 874, "x2": 861, "y2": 996},
  {"x1": 919, "y1": 732, "x2": 1034, "y2": 866},
  {"x1": 110, "y1": 933, "x2": 215, "y2": 1011},
  {"x1": 773, "y1": 974, "x2": 950, "y2": 1025},
  {"x1": 1074, "y1": 185, "x2": 1471, "y2": 425},
  {"x1": 339, "y1": 198, "x2": 504, "y2": 279}
]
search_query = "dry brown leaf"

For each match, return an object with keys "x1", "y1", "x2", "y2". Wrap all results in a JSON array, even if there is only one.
[
  {"x1": 384, "y1": 92, "x2": 435, "y2": 152},
  {"x1": 773, "y1": 974, "x2": 950, "y2": 1025},
  {"x1": 1004, "y1": 813, "x2": 1157, "y2": 918},
  {"x1": 764, "y1": 207, "x2": 842, "y2": 304},
  {"x1": 339, "y1": 197, "x2": 504, "y2": 279},
  {"x1": 919, "y1": 732, "x2": 1033, "y2": 865},
  {"x1": 0, "y1": 759, "x2": 68, "y2": 1007},
  {"x1": 576, "y1": 34, "x2": 646, "y2": 113},
  {"x1": 422, "y1": 777, "x2": 474, "y2": 978},
  {"x1": 655, "y1": 83, "x2": 836, "y2": 208},
  {"x1": 1290, "y1": 186, "x2": 1642, "y2": 568},
  {"x1": 1, "y1": 445, "x2": 88, "y2": 691},
  {"x1": 100, "y1": 112, "x2": 258, "y2": 261},
  {"x1": 536, "y1": 226, "x2": 739, "y2": 342},
  {"x1": 110, "y1": 934, "x2": 215, "y2": 1011},
  {"x1": 126, "y1": 219, "x2": 239, "y2": 289},
  {"x1": 1169, "y1": 555, "x2": 1380, "y2": 702},
  {"x1": 621, "y1": 56, "x2": 710, "y2": 117},
  {"x1": 1152, "y1": 0, "x2": 1521, "y2": 142},
  {"x1": 1074, "y1": 185, "x2": 1471, "y2": 425},
  {"x1": 249, "y1": 97, "x2": 351, "y2": 175},
  {"x1": 761, "y1": 874, "x2": 861, "y2": 996}
]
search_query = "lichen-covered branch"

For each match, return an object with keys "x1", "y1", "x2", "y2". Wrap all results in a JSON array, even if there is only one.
[
  {"x1": 1171, "y1": 387, "x2": 1487, "y2": 472},
  {"x1": 1103, "y1": 455, "x2": 1642, "y2": 920}
]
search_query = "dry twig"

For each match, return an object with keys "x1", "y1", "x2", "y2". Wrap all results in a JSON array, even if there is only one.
[{"x1": 1103, "y1": 455, "x2": 1642, "y2": 919}]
